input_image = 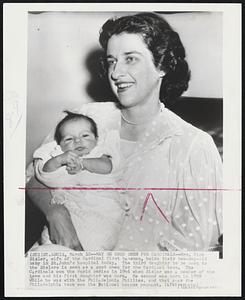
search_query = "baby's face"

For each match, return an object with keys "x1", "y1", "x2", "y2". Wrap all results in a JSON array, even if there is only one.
[{"x1": 59, "y1": 119, "x2": 97, "y2": 156}]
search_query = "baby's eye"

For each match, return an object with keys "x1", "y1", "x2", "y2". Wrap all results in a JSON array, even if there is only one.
[
  {"x1": 82, "y1": 134, "x2": 89, "y2": 138},
  {"x1": 64, "y1": 137, "x2": 73, "y2": 142}
]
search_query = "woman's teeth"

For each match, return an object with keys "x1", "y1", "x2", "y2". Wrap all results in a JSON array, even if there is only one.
[{"x1": 117, "y1": 83, "x2": 133, "y2": 89}]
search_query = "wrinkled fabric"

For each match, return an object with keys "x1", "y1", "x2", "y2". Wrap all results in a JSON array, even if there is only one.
[
  {"x1": 72, "y1": 102, "x2": 222, "y2": 251},
  {"x1": 113, "y1": 103, "x2": 222, "y2": 251},
  {"x1": 28, "y1": 101, "x2": 222, "y2": 251},
  {"x1": 32, "y1": 127, "x2": 124, "y2": 251}
]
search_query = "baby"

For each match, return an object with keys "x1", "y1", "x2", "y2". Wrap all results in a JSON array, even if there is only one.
[{"x1": 33, "y1": 111, "x2": 124, "y2": 251}]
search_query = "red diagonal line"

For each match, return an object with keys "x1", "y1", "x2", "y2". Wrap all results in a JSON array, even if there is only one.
[
  {"x1": 140, "y1": 192, "x2": 151, "y2": 221},
  {"x1": 140, "y1": 192, "x2": 169, "y2": 223},
  {"x1": 150, "y1": 192, "x2": 170, "y2": 223}
]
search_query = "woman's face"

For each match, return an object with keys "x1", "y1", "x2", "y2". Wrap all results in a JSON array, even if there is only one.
[{"x1": 106, "y1": 33, "x2": 164, "y2": 109}]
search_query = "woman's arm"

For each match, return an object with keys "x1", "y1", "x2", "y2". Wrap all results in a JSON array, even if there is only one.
[
  {"x1": 159, "y1": 133, "x2": 222, "y2": 251},
  {"x1": 26, "y1": 176, "x2": 83, "y2": 250}
]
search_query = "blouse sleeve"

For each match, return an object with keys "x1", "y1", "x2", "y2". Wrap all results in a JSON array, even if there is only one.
[
  {"x1": 33, "y1": 140, "x2": 81, "y2": 188},
  {"x1": 26, "y1": 141, "x2": 61, "y2": 184},
  {"x1": 33, "y1": 141, "x2": 63, "y2": 161},
  {"x1": 97, "y1": 130, "x2": 121, "y2": 171},
  {"x1": 159, "y1": 132, "x2": 223, "y2": 251}
]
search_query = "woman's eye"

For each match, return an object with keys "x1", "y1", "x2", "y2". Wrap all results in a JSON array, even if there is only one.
[
  {"x1": 107, "y1": 59, "x2": 116, "y2": 67},
  {"x1": 126, "y1": 56, "x2": 136, "y2": 63}
]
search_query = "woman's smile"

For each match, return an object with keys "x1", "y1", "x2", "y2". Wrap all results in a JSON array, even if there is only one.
[
  {"x1": 116, "y1": 81, "x2": 135, "y2": 93},
  {"x1": 107, "y1": 33, "x2": 163, "y2": 109}
]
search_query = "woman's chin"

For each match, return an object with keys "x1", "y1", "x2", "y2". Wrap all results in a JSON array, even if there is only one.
[{"x1": 117, "y1": 97, "x2": 137, "y2": 109}]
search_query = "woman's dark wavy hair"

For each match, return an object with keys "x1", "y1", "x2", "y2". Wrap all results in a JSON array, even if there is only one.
[
  {"x1": 54, "y1": 110, "x2": 98, "y2": 144},
  {"x1": 99, "y1": 12, "x2": 191, "y2": 104}
]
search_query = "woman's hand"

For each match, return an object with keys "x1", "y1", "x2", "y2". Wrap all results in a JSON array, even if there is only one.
[{"x1": 46, "y1": 204, "x2": 83, "y2": 251}]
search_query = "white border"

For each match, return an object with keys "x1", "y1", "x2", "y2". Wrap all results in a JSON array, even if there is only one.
[{"x1": 3, "y1": 3, "x2": 241, "y2": 297}]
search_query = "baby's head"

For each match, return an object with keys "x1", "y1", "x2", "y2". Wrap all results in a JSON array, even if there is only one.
[{"x1": 54, "y1": 111, "x2": 98, "y2": 156}]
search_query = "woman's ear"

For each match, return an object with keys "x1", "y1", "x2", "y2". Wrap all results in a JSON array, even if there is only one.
[{"x1": 159, "y1": 70, "x2": 165, "y2": 78}]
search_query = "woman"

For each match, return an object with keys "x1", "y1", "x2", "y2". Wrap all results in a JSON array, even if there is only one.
[{"x1": 27, "y1": 12, "x2": 222, "y2": 251}]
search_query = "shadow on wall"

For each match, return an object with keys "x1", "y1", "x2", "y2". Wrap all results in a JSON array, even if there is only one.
[
  {"x1": 84, "y1": 48, "x2": 117, "y2": 103},
  {"x1": 83, "y1": 48, "x2": 223, "y2": 158},
  {"x1": 168, "y1": 97, "x2": 223, "y2": 158}
]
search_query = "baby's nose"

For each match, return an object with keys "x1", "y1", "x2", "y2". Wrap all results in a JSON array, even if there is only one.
[{"x1": 74, "y1": 137, "x2": 83, "y2": 143}]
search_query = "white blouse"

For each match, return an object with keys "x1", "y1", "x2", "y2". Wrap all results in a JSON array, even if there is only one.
[{"x1": 27, "y1": 101, "x2": 222, "y2": 251}]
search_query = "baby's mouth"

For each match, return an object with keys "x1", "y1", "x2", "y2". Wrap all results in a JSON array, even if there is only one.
[
  {"x1": 75, "y1": 146, "x2": 85, "y2": 152},
  {"x1": 75, "y1": 147, "x2": 87, "y2": 157}
]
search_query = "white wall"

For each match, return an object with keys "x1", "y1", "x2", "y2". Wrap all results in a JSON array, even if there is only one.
[
  {"x1": 27, "y1": 11, "x2": 222, "y2": 165},
  {"x1": 166, "y1": 12, "x2": 222, "y2": 98}
]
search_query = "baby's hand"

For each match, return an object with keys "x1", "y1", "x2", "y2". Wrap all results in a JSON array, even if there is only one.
[
  {"x1": 56, "y1": 150, "x2": 79, "y2": 167},
  {"x1": 66, "y1": 156, "x2": 83, "y2": 175},
  {"x1": 66, "y1": 164, "x2": 82, "y2": 175},
  {"x1": 43, "y1": 151, "x2": 82, "y2": 173}
]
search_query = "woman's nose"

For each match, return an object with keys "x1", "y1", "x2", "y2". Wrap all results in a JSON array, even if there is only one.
[{"x1": 110, "y1": 61, "x2": 126, "y2": 81}]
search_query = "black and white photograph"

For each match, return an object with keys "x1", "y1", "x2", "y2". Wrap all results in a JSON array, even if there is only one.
[
  {"x1": 4, "y1": 3, "x2": 241, "y2": 297},
  {"x1": 25, "y1": 10, "x2": 223, "y2": 253}
]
